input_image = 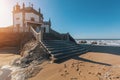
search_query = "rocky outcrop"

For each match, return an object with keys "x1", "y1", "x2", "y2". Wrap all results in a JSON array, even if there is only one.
[
  {"x1": 12, "y1": 39, "x2": 47, "y2": 68},
  {"x1": 0, "y1": 38, "x2": 49, "y2": 80}
]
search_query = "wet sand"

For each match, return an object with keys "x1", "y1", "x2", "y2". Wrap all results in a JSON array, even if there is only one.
[
  {"x1": 0, "y1": 47, "x2": 20, "y2": 80},
  {"x1": 0, "y1": 47, "x2": 20, "y2": 66},
  {"x1": 0, "y1": 68, "x2": 11, "y2": 80}
]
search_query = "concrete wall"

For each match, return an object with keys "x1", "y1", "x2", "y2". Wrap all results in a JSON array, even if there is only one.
[
  {"x1": 0, "y1": 32, "x2": 34, "y2": 51},
  {"x1": 80, "y1": 44, "x2": 120, "y2": 55}
]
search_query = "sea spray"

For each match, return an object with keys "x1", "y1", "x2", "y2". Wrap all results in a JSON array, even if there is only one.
[
  {"x1": 0, "y1": 65, "x2": 20, "y2": 80},
  {"x1": 0, "y1": 64, "x2": 42, "y2": 80}
]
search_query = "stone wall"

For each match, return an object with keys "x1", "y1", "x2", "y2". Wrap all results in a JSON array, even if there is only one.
[
  {"x1": 80, "y1": 44, "x2": 120, "y2": 55},
  {"x1": 0, "y1": 32, "x2": 34, "y2": 49}
]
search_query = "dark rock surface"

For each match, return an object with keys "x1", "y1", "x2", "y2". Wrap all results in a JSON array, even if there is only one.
[{"x1": 12, "y1": 40, "x2": 47, "y2": 68}]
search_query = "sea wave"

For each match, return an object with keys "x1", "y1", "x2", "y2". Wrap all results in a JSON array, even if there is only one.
[{"x1": 76, "y1": 40, "x2": 120, "y2": 46}]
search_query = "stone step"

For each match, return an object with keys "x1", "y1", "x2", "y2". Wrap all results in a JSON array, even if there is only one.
[
  {"x1": 46, "y1": 44, "x2": 76, "y2": 47},
  {"x1": 43, "y1": 40, "x2": 62, "y2": 43},
  {"x1": 44, "y1": 44, "x2": 76, "y2": 48},
  {"x1": 48, "y1": 45, "x2": 81, "y2": 51},
  {"x1": 53, "y1": 48, "x2": 86, "y2": 58},
  {"x1": 43, "y1": 41, "x2": 74, "y2": 44},
  {"x1": 43, "y1": 43, "x2": 75, "y2": 46},
  {"x1": 42, "y1": 40, "x2": 88, "y2": 62},
  {"x1": 50, "y1": 46, "x2": 82, "y2": 54},
  {"x1": 44, "y1": 40, "x2": 66, "y2": 42},
  {"x1": 43, "y1": 42, "x2": 75, "y2": 46},
  {"x1": 52, "y1": 50, "x2": 88, "y2": 61}
]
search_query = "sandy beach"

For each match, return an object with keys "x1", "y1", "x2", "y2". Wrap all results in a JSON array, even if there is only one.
[
  {"x1": 0, "y1": 47, "x2": 20, "y2": 80},
  {"x1": 29, "y1": 52, "x2": 120, "y2": 80},
  {"x1": 0, "y1": 51, "x2": 120, "y2": 80},
  {"x1": 0, "y1": 47, "x2": 20, "y2": 66},
  {"x1": 0, "y1": 0, "x2": 120, "y2": 80}
]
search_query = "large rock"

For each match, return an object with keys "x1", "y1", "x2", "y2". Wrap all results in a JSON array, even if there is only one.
[{"x1": 12, "y1": 40, "x2": 47, "y2": 68}]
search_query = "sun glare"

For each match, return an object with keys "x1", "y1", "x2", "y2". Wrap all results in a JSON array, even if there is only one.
[{"x1": 0, "y1": 1, "x2": 11, "y2": 27}]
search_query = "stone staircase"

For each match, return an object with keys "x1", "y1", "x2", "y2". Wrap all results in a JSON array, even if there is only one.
[
  {"x1": 42, "y1": 40, "x2": 88, "y2": 61},
  {"x1": 30, "y1": 26, "x2": 88, "y2": 62}
]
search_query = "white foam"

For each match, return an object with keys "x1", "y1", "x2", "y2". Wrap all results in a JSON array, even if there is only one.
[
  {"x1": 77, "y1": 40, "x2": 120, "y2": 46},
  {"x1": 0, "y1": 71, "x2": 3, "y2": 75},
  {"x1": 1, "y1": 65, "x2": 11, "y2": 69}
]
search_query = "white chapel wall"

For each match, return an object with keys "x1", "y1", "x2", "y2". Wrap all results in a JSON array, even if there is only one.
[
  {"x1": 14, "y1": 12, "x2": 23, "y2": 27},
  {"x1": 14, "y1": 12, "x2": 23, "y2": 32},
  {"x1": 25, "y1": 13, "x2": 39, "y2": 22}
]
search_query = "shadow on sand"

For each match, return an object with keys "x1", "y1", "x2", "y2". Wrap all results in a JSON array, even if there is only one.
[
  {"x1": 54, "y1": 44, "x2": 120, "y2": 66},
  {"x1": 56, "y1": 53, "x2": 112, "y2": 66},
  {"x1": 72, "y1": 56, "x2": 112, "y2": 66}
]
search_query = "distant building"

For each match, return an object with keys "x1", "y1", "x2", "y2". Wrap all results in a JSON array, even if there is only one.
[{"x1": 13, "y1": 3, "x2": 51, "y2": 33}]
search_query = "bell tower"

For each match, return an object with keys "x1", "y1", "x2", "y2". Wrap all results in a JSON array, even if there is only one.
[
  {"x1": 15, "y1": 3, "x2": 20, "y2": 11},
  {"x1": 13, "y1": 3, "x2": 21, "y2": 32}
]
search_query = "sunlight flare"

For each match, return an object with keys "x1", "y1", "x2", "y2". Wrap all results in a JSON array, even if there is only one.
[{"x1": 0, "y1": 1, "x2": 11, "y2": 27}]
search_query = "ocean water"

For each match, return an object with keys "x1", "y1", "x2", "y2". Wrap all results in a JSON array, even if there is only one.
[{"x1": 76, "y1": 39, "x2": 120, "y2": 46}]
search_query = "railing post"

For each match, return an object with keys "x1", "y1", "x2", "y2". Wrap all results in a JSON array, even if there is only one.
[
  {"x1": 25, "y1": 22, "x2": 27, "y2": 32},
  {"x1": 36, "y1": 33, "x2": 39, "y2": 42},
  {"x1": 39, "y1": 27, "x2": 43, "y2": 41}
]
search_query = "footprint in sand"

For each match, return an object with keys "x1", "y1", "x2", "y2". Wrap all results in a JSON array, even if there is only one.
[
  {"x1": 71, "y1": 63, "x2": 75, "y2": 68},
  {"x1": 64, "y1": 64, "x2": 67, "y2": 68},
  {"x1": 70, "y1": 77, "x2": 78, "y2": 80},
  {"x1": 88, "y1": 72, "x2": 92, "y2": 74},
  {"x1": 90, "y1": 65, "x2": 94, "y2": 67}
]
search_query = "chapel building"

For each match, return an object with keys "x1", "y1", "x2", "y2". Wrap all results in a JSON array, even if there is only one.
[{"x1": 13, "y1": 3, "x2": 51, "y2": 33}]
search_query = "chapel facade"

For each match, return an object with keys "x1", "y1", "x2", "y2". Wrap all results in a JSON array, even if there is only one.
[{"x1": 13, "y1": 3, "x2": 51, "y2": 33}]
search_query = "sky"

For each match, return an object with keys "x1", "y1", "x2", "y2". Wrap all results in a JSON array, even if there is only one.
[{"x1": 0, "y1": 0, "x2": 120, "y2": 39}]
